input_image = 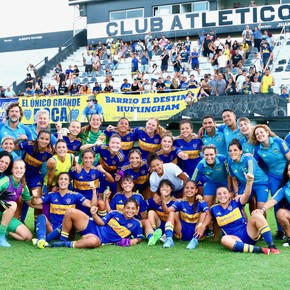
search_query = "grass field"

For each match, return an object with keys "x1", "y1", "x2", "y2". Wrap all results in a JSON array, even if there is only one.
[{"x1": 0, "y1": 208, "x2": 289, "y2": 290}]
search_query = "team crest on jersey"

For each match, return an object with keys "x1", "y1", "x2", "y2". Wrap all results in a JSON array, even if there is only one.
[
  {"x1": 141, "y1": 170, "x2": 145, "y2": 175},
  {"x1": 243, "y1": 167, "x2": 247, "y2": 172},
  {"x1": 273, "y1": 149, "x2": 278, "y2": 154},
  {"x1": 216, "y1": 167, "x2": 222, "y2": 172},
  {"x1": 193, "y1": 144, "x2": 198, "y2": 149},
  {"x1": 154, "y1": 138, "x2": 159, "y2": 143},
  {"x1": 126, "y1": 137, "x2": 131, "y2": 141},
  {"x1": 112, "y1": 160, "x2": 116, "y2": 165},
  {"x1": 217, "y1": 137, "x2": 222, "y2": 142},
  {"x1": 91, "y1": 174, "x2": 96, "y2": 179},
  {"x1": 73, "y1": 145, "x2": 77, "y2": 150},
  {"x1": 66, "y1": 198, "x2": 71, "y2": 204},
  {"x1": 42, "y1": 156, "x2": 47, "y2": 161},
  {"x1": 227, "y1": 205, "x2": 232, "y2": 211},
  {"x1": 127, "y1": 223, "x2": 133, "y2": 228}
]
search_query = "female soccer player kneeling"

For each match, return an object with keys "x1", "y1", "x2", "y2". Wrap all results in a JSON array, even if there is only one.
[
  {"x1": 50, "y1": 198, "x2": 143, "y2": 248},
  {"x1": 161, "y1": 181, "x2": 211, "y2": 250},
  {"x1": 211, "y1": 173, "x2": 280, "y2": 254}
]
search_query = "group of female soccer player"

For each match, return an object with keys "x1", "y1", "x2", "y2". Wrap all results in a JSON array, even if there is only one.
[{"x1": 1, "y1": 103, "x2": 290, "y2": 255}]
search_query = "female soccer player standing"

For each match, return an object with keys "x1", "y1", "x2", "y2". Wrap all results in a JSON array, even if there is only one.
[{"x1": 211, "y1": 173, "x2": 279, "y2": 254}]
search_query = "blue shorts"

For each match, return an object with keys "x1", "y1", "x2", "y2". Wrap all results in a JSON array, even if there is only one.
[
  {"x1": 238, "y1": 182, "x2": 269, "y2": 203},
  {"x1": 268, "y1": 173, "x2": 282, "y2": 196},
  {"x1": 180, "y1": 221, "x2": 196, "y2": 241},
  {"x1": 231, "y1": 226, "x2": 258, "y2": 245},
  {"x1": 204, "y1": 180, "x2": 228, "y2": 196},
  {"x1": 78, "y1": 218, "x2": 102, "y2": 243},
  {"x1": 26, "y1": 174, "x2": 44, "y2": 189},
  {"x1": 159, "y1": 220, "x2": 166, "y2": 233}
]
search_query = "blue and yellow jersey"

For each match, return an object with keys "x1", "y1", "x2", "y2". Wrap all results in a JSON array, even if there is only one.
[
  {"x1": 218, "y1": 124, "x2": 244, "y2": 150},
  {"x1": 41, "y1": 191, "x2": 86, "y2": 228},
  {"x1": 133, "y1": 127, "x2": 161, "y2": 159},
  {"x1": 92, "y1": 145, "x2": 125, "y2": 173},
  {"x1": 172, "y1": 199, "x2": 209, "y2": 224},
  {"x1": 62, "y1": 136, "x2": 82, "y2": 155},
  {"x1": 228, "y1": 154, "x2": 268, "y2": 185},
  {"x1": 192, "y1": 154, "x2": 229, "y2": 183},
  {"x1": 121, "y1": 161, "x2": 149, "y2": 192},
  {"x1": 147, "y1": 197, "x2": 175, "y2": 222},
  {"x1": 156, "y1": 146, "x2": 182, "y2": 164},
  {"x1": 211, "y1": 198, "x2": 247, "y2": 236},
  {"x1": 173, "y1": 137, "x2": 203, "y2": 178},
  {"x1": 273, "y1": 183, "x2": 290, "y2": 207},
  {"x1": 104, "y1": 129, "x2": 138, "y2": 156},
  {"x1": 69, "y1": 167, "x2": 106, "y2": 199},
  {"x1": 254, "y1": 137, "x2": 290, "y2": 176},
  {"x1": 202, "y1": 128, "x2": 228, "y2": 156},
  {"x1": 99, "y1": 210, "x2": 143, "y2": 244},
  {"x1": 110, "y1": 192, "x2": 147, "y2": 215},
  {"x1": 240, "y1": 138, "x2": 255, "y2": 155},
  {"x1": 18, "y1": 141, "x2": 53, "y2": 177}
]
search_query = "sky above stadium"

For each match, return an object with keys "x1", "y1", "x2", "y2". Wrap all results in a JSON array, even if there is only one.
[{"x1": 0, "y1": 0, "x2": 75, "y2": 37}]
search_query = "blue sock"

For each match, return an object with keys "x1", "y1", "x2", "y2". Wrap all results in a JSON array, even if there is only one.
[
  {"x1": 259, "y1": 225, "x2": 273, "y2": 246},
  {"x1": 233, "y1": 241, "x2": 261, "y2": 253},
  {"x1": 146, "y1": 230, "x2": 153, "y2": 240},
  {"x1": 36, "y1": 214, "x2": 47, "y2": 241},
  {"x1": 60, "y1": 230, "x2": 69, "y2": 241},
  {"x1": 165, "y1": 222, "x2": 174, "y2": 238},
  {"x1": 47, "y1": 225, "x2": 62, "y2": 242},
  {"x1": 50, "y1": 241, "x2": 74, "y2": 248},
  {"x1": 20, "y1": 202, "x2": 29, "y2": 222}
]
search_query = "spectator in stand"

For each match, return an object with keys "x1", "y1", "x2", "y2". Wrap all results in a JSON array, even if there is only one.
[
  {"x1": 197, "y1": 31, "x2": 205, "y2": 54},
  {"x1": 261, "y1": 41, "x2": 273, "y2": 69},
  {"x1": 156, "y1": 77, "x2": 166, "y2": 93},
  {"x1": 251, "y1": 75, "x2": 261, "y2": 94},
  {"x1": 34, "y1": 85, "x2": 43, "y2": 96},
  {"x1": 180, "y1": 46, "x2": 191, "y2": 75},
  {"x1": 241, "y1": 75, "x2": 251, "y2": 95},
  {"x1": 144, "y1": 31, "x2": 153, "y2": 46},
  {"x1": 103, "y1": 81, "x2": 114, "y2": 93},
  {"x1": 190, "y1": 48, "x2": 200, "y2": 75},
  {"x1": 131, "y1": 78, "x2": 142, "y2": 94},
  {"x1": 164, "y1": 76, "x2": 172, "y2": 92},
  {"x1": 172, "y1": 54, "x2": 182, "y2": 75},
  {"x1": 69, "y1": 83, "x2": 79, "y2": 96},
  {"x1": 120, "y1": 79, "x2": 131, "y2": 94},
  {"x1": 214, "y1": 73, "x2": 227, "y2": 96},
  {"x1": 26, "y1": 63, "x2": 38, "y2": 78},
  {"x1": 150, "y1": 63, "x2": 161, "y2": 86},
  {"x1": 242, "y1": 25, "x2": 253, "y2": 47},
  {"x1": 225, "y1": 36, "x2": 232, "y2": 49},
  {"x1": 4, "y1": 86, "x2": 16, "y2": 98},
  {"x1": 231, "y1": 49, "x2": 243, "y2": 69},
  {"x1": 131, "y1": 52, "x2": 140, "y2": 79},
  {"x1": 24, "y1": 73, "x2": 34, "y2": 89},
  {"x1": 231, "y1": 40, "x2": 239, "y2": 55},
  {"x1": 0, "y1": 86, "x2": 5, "y2": 98},
  {"x1": 236, "y1": 70, "x2": 247, "y2": 93},
  {"x1": 92, "y1": 82, "x2": 102, "y2": 95},
  {"x1": 65, "y1": 65, "x2": 74, "y2": 79},
  {"x1": 253, "y1": 52, "x2": 263, "y2": 73},
  {"x1": 82, "y1": 50, "x2": 94, "y2": 73},
  {"x1": 82, "y1": 95, "x2": 103, "y2": 122},
  {"x1": 58, "y1": 80, "x2": 69, "y2": 95},
  {"x1": 180, "y1": 76, "x2": 189, "y2": 90},
  {"x1": 217, "y1": 50, "x2": 228, "y2": 74},
  {"x1": 170, "y1": 78, "x2": 180, "y2": 92},
  {"x1": 280, "y1": 87, "x2": 289, "y2": 100},
  {"x1": 25, "y1": 87, "x2": 35, "y2": 97},
  {"x1": 209, "y1": 29, "x2": 216, "y2": 41},
  {"x1": 106, "y1": 35, "x2": 114, "y2": 58},
  {"x1": 72, "y1": 65, "x2": 79, "y2": 77},
  {"x1": 210, "y1": 53, "x2": 219, "y2": 75},
  {"x1": 202, "y1": 74, "x2": 213, "y2": 96},
  {"x1": 183, "y1": 36, "x2": 192, "y2": 52},
  {"x1": 225, "y1": 76, "x2": 237, "y2": 95},
  {"x1": 253, "y1": 24, "x2": 263, "y2": 50},
  {"x1": 49, "y1": 85, "x2": 58, "y2": 96},
  {"x1": 79, "y1": 84, "x2": 91, "y2": 95},
  {"x1": 260, "y1": 68, "x2": 275, "y2": 93},
  {"x1": 160, "y1": 49, "x2": 169, "y2": 73},
  {"x1": 93, "y1": 51, "x2": 101, "y2": 72},
  {"x1": 146, "y1": 40, "x2": 153, "y2": 61},
  {"x1": 263, "y1": 30, "x2": 274, "y2": 50},
  {"x1": 36, "y1": 76, "x2": 43, "y2": 90},
  {"x1": 139, "y1": 50, "x2": 150, "y2": 75},
  {"x1": 159, "y1": 35, "x2": 169, "y2": 50},
  {"x1": 143, "y1": 79, "x2": 152, "y2": 93},
  {"x1": 188, "y1": 74, "x2": 199, "y2": 89}
]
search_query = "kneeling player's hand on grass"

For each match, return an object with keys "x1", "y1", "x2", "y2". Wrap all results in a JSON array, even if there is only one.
[{"x1": 130, "y1": 238, "x2": 139, "y2": 246}]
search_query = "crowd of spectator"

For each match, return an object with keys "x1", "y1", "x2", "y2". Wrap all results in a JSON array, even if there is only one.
[{"x1": 1, "y1": 24, "x2": 289, "y2": 100}]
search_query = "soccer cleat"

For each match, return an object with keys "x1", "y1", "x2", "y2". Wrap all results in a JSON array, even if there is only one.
[
  {"x1": 269, "y1": 245, "x2": 280, "y2": 254},
  {"x1": 260, "y1": 247, "x2": 270, "y2": 255},
  {"x1": 163, "y1": 237, "x2": 174, "y2": 248},
  {"x1": 32, "y1": 238, "x2": 38, "y2": 246},
  {"x1": 159, "y1": 234, "x2": 166, "y2": 243},
  {"x1": 0, "y1": 236, "x2": 11, "y2": 247},
  {"x1": 186, "y1": 237, "x2": 199, "y2": 250},
  {"x1": 274, "y1": 230, "x2": 286, "y2": 240},
  {"x1": 37, "y1": 239, "x2": 49, "y2": 249},
  {"x1": 148, "y1": 229, "x2": 162, "y2": 246},
  {"x1": 282, "y1": 238, "x2": 290, "y2": 247}
]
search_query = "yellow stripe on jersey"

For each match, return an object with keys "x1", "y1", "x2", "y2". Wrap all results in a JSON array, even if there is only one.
[
  {"x1": 121, "y1": 141, "x2": 135, "y2": 151},
  {"x1": 24, "y1": 154, "x2": 43, "y2": 167},
  {"x1": 100, "y1": 158, "x2": 117, "y2": 172},
  {"x1": 138, "y1": 139, "x2": 161, "y2": 152},
  {"x1": 180, "y1": 211, "x2": 200, "y2": 223},
  {"x1": 282, "y1": 140, "x2": 289, "y2": 151},
  {"x1": 134, "y1": 175, "x2": 149, "y2": 185},
  {"x1": 73, "y1": 179, "x2": 99, "y2": 191},
  {"x1": 182, "y1": 150, "x2": 200, "y2": 159},
  {"x1": 216, "y1": 207, "x2": 242, "y2": 227},
  {"x1": 107, "y1": 218, "x2": 131, "y2": 238},
  {"x1": 157, "y1": 211, "x2": 169, "y2": 222},
  {"x1": 50, "y1": 204, "x2": 76, "y2": 215}
]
